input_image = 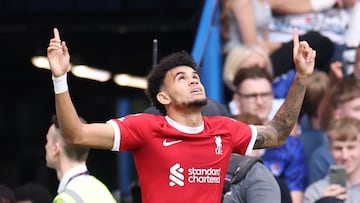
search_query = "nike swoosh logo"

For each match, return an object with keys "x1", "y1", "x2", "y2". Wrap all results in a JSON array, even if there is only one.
[{"x1": 163, "y1": 139, "x2": 183, "y2": 147}]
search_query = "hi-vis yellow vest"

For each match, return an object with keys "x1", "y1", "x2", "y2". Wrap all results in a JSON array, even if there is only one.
[{"x1": 53, "y1": 175, "x2": 117, "y2": 203}]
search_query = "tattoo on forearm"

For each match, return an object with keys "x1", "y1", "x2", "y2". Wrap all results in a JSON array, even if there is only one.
[
  {"x1": 255, "y1": 75, "x2": 307, "y2": 149},
  {"x1": 254, "y1": 126, "x2": 276, "y2": 149}
]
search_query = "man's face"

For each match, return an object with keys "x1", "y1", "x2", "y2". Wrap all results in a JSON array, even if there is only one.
[
  {"x1": 161, "y1": 66, "x2": 207, "y2": 109},
  {"x1": 45, "y1": 124, "x2": 57, "y2": 169},
  {"x1": 330, "y1": 137, "x2": 360, "y2": 176},
  {"x1": 234, "y1": 78, "x2": 273, "y2": 123},
  {"x1": 335, "y1": 97, "x2": 360, "y2": 120}
]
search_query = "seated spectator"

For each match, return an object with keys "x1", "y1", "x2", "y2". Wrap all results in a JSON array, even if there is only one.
[
  {"x1": 304, "y1": 117, "x2": 360, "y2": 203},
  {"x1": 221, "y1": 0, "x2": 335, "y2": 79},
  {"x1": 308, "y1": 78, "x2": 360, "y2": 185},
  {"x1": 269, "y1": 0, "x2": 360, "y2": 76},
  {"x1": 229, "y1": 67, "x2": 306, "y2": 203},
  {"x1": 222, "y1": 50, "x2": 285, "y2": 115}
]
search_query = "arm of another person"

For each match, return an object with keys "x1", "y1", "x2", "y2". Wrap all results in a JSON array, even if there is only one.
[
  {"x1": 269, "y1": 0, "x2": 337, "y2": 14},
  {"x1": 47, "y1": 28, "x2": 114, "y2": 150},
  {"x1": 254, "y1": 28, "x2": 315, "y2": 149},
  {"x1": 231, "y1": 0, "x2": 259, "y2": 45}
]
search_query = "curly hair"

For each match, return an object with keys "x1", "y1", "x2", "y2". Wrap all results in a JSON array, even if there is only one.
[{"x1": 146, "y1": 51, "x2": 198, "y2": 115}]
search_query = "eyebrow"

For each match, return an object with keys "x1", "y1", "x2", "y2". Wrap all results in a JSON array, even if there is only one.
[
  {"x1": 173, "y1": 70, "x2": 199, "y2": 80},
  {"x1": 174, "y1": 71, "x2": 185, "y2": 79}
]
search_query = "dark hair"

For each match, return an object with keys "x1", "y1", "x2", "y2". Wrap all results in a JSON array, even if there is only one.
[
  {"x1": 232, "y1": 66, "x2": 273, "y2": 93},
  {"x1": 0, "y1": 184, "x2": 15, "y2": 203},
  {"x1": 14, "y1": 182, "x2": 52, "y2": 203},
  {"x1": 146, "y1": 51, "x2": 198, "y2": 115},
  {"x1": 51, "y1": 115, "x2": 89, "y2": 162}
]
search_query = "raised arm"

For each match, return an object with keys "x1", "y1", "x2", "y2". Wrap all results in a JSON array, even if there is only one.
[
  {"x1": 47, "y1": 28, "x2": 114, "y2": 150},
  {"x1": 254, "y1": 28, "x2": 315, "y2": 149}
]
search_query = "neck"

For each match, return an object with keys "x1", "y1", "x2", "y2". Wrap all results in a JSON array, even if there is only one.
[
  {"x1": 57, "y1": 158, "x2": 87, "y2": 181},
  {"x1": 167, "y1": 108, "x2": 203, "y2": 127}
]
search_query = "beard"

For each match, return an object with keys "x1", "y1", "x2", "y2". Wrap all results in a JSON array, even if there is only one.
[{"x1": 188, "y1": 98, "x2": 207, "y2": 108}]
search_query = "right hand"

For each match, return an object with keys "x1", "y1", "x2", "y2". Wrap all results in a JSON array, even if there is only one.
[
  {"x1": 322, "y1": 184, "x2": 347, "y2": 201},
  {"x1": 47, "y1": 28, "x2": 70, "y2": 77}
]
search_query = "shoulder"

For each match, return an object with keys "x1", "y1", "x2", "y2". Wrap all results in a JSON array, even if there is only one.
[
  {"x1": 54, "y1": 192, "x2": 77, "y2": 203},
  {"x1": 304, "y1": 177, "x2": 330, "y2": 202},
  {"x1": 108, "y1": 113, "x2": 165, "y2": 125},
  {"x1": 228, "y1": 155, "x2": 262, "y2": 181}
]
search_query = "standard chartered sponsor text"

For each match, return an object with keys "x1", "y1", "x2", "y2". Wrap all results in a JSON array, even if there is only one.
[{"x1": 188, "y1": 167, "x2": 221, "y2": 183}]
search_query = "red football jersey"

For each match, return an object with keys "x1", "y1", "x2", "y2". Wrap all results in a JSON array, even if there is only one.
[{"x1": 108, "y1": 113, "x2": 256, "y2": 203}]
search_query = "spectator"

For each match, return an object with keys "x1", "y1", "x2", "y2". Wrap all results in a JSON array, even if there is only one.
[
  {"x1": 223, "y1": 153, "x2": 282, "y2": 203},
  {"x1": 14, "y1": 182, "x2": 52, "y2": 203},
  {"x1": 269, "y1": 0, "x2": 360, "y2": 75},
  {"x1": 222, "y1": 44, "x2": 291, "y2": 99},
  {"x1": 304, "y1": 117, "x2": 360, "y2": 203},
  {"x1": 221, "y1": 0, "x2": 334, "y2": 78},
  {"x1": 230, "y1": 67, "x2": 306, "y2": 203},
  {"x1": 308, "y1": 78, "x2": 360, "y2": 185}
]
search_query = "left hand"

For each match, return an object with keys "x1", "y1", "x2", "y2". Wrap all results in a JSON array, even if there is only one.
[
  {"x1": 47, "y1": 28, "x2": 71, "y2": 77},
  {"x1": 292, "y1": 27, "x2": 316, "y2": 76}
]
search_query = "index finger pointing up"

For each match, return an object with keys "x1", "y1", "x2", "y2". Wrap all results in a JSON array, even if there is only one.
[
  {"x1": 53, "y1": 28, "x2": 61, "y2": 41},
  {"x1": 293, "y1": 27, "x2": 299, "y2": 49},
  {"x1": 293, "y1": 27, "x2": 299, "y2": 56}
]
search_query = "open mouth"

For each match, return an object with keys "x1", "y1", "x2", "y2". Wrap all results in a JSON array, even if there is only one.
[{"x1": 191, "y1": 88, "x2": 202, "y2": 94}]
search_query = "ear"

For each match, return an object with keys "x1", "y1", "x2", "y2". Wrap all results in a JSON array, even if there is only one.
[
  {"x1": 233, "y1": 93, "x2": 241, "y2": 105},
  {"x1": 53, "y1": 143, "x2": 61, "y2": 156},
  {"x1": 157, "y1": 91, "x2": 171, "y2": 105},
  {"x1": 232, "y1": 93, "x2": 242, "y2": 114}
]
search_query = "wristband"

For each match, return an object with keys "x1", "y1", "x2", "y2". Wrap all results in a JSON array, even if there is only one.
[
  {"x1": 310, "y1": 0, "x2": 336, "y2": 11},
  {"x1": 52, "y1": 73, "x2": 68, "y2": 94}
]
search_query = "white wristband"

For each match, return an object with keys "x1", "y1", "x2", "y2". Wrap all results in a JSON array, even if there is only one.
[
  {"x1": 52, "y1": 73, "x2": 68, "y2": 94},
  {"x1": 310, "y1": 0, "x2": 336, "y2": 11}
]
